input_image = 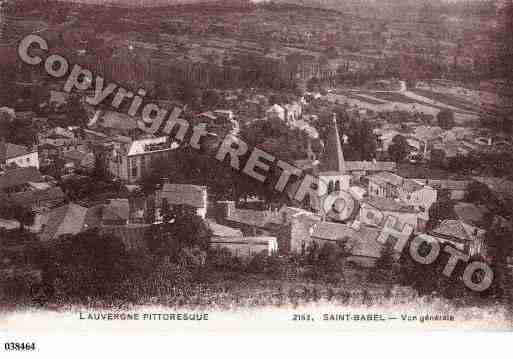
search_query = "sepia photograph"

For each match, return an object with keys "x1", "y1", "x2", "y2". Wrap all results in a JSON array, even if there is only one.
[{"x1": 0, "y1": 0, "x2": 513, "y2": 348}]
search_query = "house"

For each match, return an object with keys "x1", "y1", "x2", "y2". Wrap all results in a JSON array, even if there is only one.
[
  {"x1": 367, "y1": 172, "x2": 404, "y2": 199},
  {"x1": 359, "y1": 196, "x2": 424, "y2": 232},
  {"x1": 199, "y1": 110, "x2": 239, "y2": 135},
  {"x1": 0, "y1": 218, "x2": 20, "y2": 231},
  {"x1": 287, "y1": 218, "x2": 384, "y2": 267},
  {"x1": 0, "y1": 141, "x2": 39, "y2": 170},
  {"x1": 283, "y1": 102, "x2": 302, "y2": 123},
  {"x1": 427, "y1": 219, "x2": 486, "y2": 257},
  {"x1": 107, "y1": 136, "x2": 180, "y2": 183},
  {"x1": 266, "y1": 104, "x2": 286, "y2": 121},
  {"x1": 289, "y1": 113, "x2": 395, "y2": 211},
  {"x1": 62, "y1": 150, "x2": 95, "y2": 174},
  {"x1": 0, "y1": 167, "x2": 65, "y2": 211},
  {"x1": 414, "y1": 179, "x2": 470, "y2": 201},
  {"x1": 156, "y1": 183, "x2": 208, "y2": 219},
  {"x1": 39, "y1": 203, "x2": 89, "y2": 242},
  {"x1": 38, "y1": 143, "x2": 59, "y2": 165},
  {"x1": 367, "y1": 173, "x2": 437, "y2": 218},
  {"x1": 397, "y1": 178, "x2": 437, "y2": 220},
  {"x1": 215, "y1": 200, "x2": 282, "y2": 236},
  {"x1": 38, "y1": 127, "x2": 84, "y2": 154}
]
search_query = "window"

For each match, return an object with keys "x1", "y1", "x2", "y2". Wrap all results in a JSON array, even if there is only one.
[{"x1": 26, "y1": 157, "x2": 30, "y2": 163}]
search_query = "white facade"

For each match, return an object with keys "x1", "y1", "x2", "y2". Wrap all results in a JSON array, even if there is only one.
[
  {"x1": 108, "y1": 137, "x2": 179, "y2": 183},
  {"x1": 398, "y1": 185, "x2": 437, "y2": 221},
  {"x1": 5, "y1": 150, "x2": 39, "y2": 169}
]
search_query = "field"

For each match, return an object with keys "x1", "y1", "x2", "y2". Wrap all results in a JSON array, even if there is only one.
[{"x1": 329, "y1": 82, "x2": 484, "y2": 125}]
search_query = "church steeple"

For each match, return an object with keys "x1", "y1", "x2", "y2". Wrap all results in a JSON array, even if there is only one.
[{"x1": 321, "y1": 112, "x2": 346, "y2": 173}]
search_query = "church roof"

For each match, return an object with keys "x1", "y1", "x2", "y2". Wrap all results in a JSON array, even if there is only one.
[{"x1": 320, "y1": 113, "x2": 345, "y2": 174}]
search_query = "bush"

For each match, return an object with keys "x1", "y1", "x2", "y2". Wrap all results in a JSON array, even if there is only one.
[
  {"x1": 207, "y1": 248, "x2": 246, "y2": 272},
  {"x1": 437, "y1": 109, "x2": 455, "y2": 130},
  {"x1": 247, "y1": 252, "x2": 288, "y2": 278}
]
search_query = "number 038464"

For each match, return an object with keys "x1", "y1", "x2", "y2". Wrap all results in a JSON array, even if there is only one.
[{"x1": 4, "y1": 342, "x2": 36, "y2": 351}]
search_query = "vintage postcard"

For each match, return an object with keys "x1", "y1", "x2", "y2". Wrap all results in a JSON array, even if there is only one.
[{"x1": 1, "y1": 0, "x2": 513, "y2": 348}]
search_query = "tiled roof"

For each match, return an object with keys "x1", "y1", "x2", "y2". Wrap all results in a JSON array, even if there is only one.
[
  {"x1": 348, "y1": 226, "x2": 383, "y2": 259},
  {"x1": 226, "y1": 207, "x2": 278, "y2": 228},
  {"x1": 40, "y1": 203, "x2": 89, "y2": 242},
  {"x1": 99, "y1": 111, "x2": 138, "y2": 130},
  {"x1": 402, "y1": 178, "x2": 425, "y2": 193},
  {"x1": 430, "y1": 220, "x2": 472, "y2": 243},
  {"x1": 426, "y1": 179, "x2": 470, "y2": 191},
  {"x1": 160, "y1": 183, "x2": 207, "y2": 209},
  {"x1": 63, "y1": 150, "x2": 89, "y2": 162},
  {"x1": 127, "y1": 137, "x2": 179, "y2": 156},
  {"x1": 207, "y1": 220, "x2": 244, "y2": 237},
  {"x1": 211, "y1": 236, "x2": 277, "y2": 246},
  {"x1": 368, "y1": 171, "x2": 404, "y2": 187},
  {"x1": 309, "y1": 221, "x2": 383, "y2": 259},
  {"x1": 311, "y1": 221, "x2": 358, "y2": 241},
  {"x1": 345, "y1": 161, "x2": 397, "y2": 172},
  {"x1": 7, "y1": 186, "x2": 65, "y2": 207},
  {"x1": 364, "y1": 196, "x2": 418, "y2": 213}
]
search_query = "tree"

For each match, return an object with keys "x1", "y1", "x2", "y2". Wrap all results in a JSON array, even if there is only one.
[
  {"x1": 427, "y1": 200, "x2": 456, "y2": 230},
  {"x1": 149, "y1": 204, "x2": 212, "y2": 254},
  {"x1": 388, "y1": 135, "x2": 410, "y2": 163},
  {"x1": 487, "y1": 225, "x2": 513, "y2": 300},
  {"x1": 465, "y1": 181, "x2": 497, "y2": 205},
  {"x1": 145, "y1": 196, "x2": 156, "y2": 224},
  {"x1": 306, "y1": 77, "x2": 321, "y2": 92},
  {"x1": 34, "y1": 229, "x2": 128, "y2": 299},
  {"x1": 430, "y1": 148, "x2": 446, "y2": 168},
  {"x1": 0, "y1": 201, "x2": 35, "y2": 230},
  {"x1": 312, "y1": 108, "x2": 377, "y2": 161},
  {"x1": 437, "y1": 109, "x2": 455, "y2": 130}
]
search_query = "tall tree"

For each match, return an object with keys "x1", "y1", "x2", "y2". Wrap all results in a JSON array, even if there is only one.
[{"x1": 388, "y1": 135, "x2": 410, "y2": 163}]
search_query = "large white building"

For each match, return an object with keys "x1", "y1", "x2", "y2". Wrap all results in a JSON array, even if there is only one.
[
  {"x1": 0, "y1": 141, "x2": 39, "y2": 170},
  {"x1": 107, "y1": 136, "x2": 179, "y2": 183}
]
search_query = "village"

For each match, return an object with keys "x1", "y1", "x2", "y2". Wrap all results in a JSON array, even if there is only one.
[{"x1": 0, "y1": 0, "x2": 513, "y2": 310}]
